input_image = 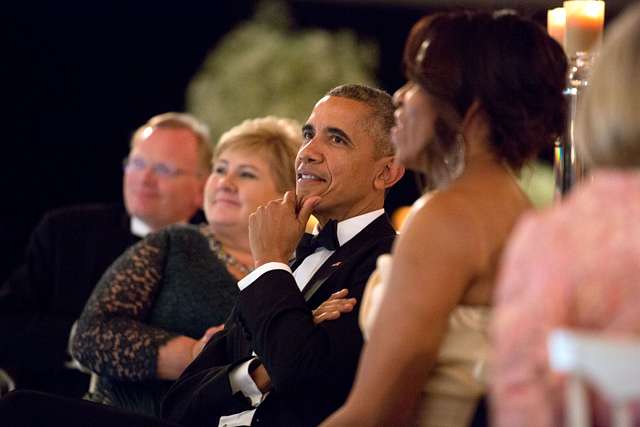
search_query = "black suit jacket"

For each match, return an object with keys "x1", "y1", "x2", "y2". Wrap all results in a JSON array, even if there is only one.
[
  {"x1": 0, "y1": 203, "x2": 205, "y2": 397},
  {"x1": 162, "y1": 214, "x2": 396, "y2": 426},
  {"x1": 0, "y1": 204, "x2": 140, "y2": 396}
]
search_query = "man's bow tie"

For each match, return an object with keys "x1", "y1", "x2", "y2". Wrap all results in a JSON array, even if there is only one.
[{"x1": 295, "y1": 219, "x2": 339, "y2": 260}]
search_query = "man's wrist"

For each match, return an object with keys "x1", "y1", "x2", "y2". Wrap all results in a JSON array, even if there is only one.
[
  {"x1": 237, "y1": 263, "x2": 292, "y2": 291},
  {"x1": 248, "y1": 360, "x2": 271, "y2": 393},
  {"x1": 254, "y1": 256, "x2": 288, "y2": 268}
]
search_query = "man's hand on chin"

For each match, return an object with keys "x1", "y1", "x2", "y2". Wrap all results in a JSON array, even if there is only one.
[{"x1": 248, "y1": 191, "x2": 321, "y2": 268}]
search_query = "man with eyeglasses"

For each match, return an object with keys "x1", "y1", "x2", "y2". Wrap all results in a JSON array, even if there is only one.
[
  {"x1": 122, "y1": 113, "x2": 210, "y2": 234},
  {"x1": 0, "y1": 112, "x2": 211, "y2": 399}
]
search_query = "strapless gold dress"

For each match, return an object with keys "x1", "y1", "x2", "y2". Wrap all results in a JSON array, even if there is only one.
[{"x1": 360, "y1": 255, "x2": 490, "y2": 427}]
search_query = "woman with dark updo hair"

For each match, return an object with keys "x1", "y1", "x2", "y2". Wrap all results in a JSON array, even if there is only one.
[
  {"x1": 491, "y1": 5, "x2": 640, "y2": 426},
  {"x1": 321, "y1": 10, "x2": 567, "y2": 427}
]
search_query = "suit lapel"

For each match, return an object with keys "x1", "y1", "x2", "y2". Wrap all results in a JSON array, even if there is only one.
[
  {"x1": 302, "y1": 259, "x2": 343, "y2": 301},
  {"x1": 300, "y1": 214, "x2": 395, "y2": 301}
]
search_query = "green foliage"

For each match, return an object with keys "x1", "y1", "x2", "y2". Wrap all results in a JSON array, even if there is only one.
[
  {"x1": 187, "y1": 2, "x2": 379, "y2": 144},
  {"x1": 517, "y1": 161, "x2": 556, "y2": 208}
]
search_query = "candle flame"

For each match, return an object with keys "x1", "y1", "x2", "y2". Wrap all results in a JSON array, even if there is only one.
[
  {"x1": 564, "y1": 1, "x2": 605, "y2": 20},
  {"x1": 549, "y1": 7, "x2": 566, "y2": 26},
  {"x1": 584, "y1": 2, "x2": 604, "y2": 18}
]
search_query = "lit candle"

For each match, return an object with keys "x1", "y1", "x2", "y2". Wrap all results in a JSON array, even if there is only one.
[
  {"x1": 547, "y1": 7, "x2": 566, "y2": 49},
  {"x1": 563, "y1": 1, "x2": 605, "y2": 58}
]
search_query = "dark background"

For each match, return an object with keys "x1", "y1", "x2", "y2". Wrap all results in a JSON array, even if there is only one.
[{"x1": 1, "y1": 0, "x2": 631, "y2": 282}]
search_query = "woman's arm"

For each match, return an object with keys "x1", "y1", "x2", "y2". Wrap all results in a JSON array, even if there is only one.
[
  {"x1": 71, "y1": 231, "x2": 198, "y2": 381},
  {"x1": 322, "y1": 195, "x2": 483, "y2": 426}
]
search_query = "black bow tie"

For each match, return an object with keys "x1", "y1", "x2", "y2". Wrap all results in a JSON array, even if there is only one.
[{"x1": 295, "y1": 219, "x2": 340, "y2": 261}]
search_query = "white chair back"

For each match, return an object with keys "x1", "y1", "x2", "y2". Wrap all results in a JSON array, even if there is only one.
[{"x1": 548, "y1": 329, "x2": 640, "y2": 427}]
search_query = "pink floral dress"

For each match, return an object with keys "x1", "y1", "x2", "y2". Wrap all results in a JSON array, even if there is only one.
[{"x1": 490, "y1": 170, "x2": 640, "y2": 427}]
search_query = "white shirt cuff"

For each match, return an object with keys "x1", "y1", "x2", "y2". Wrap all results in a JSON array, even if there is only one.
[
  {"x1": 237, "y1": 262, "x2": 291, "y2": 291},
  {"x1": 228, "y1": 358, "x2": 263, "y2": 407},
  {"x1": 218, "y1": 409, "x2": 257, "y2": 427}
]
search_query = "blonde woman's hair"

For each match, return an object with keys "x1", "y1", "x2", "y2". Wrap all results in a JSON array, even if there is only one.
[
  {"x1": 130, "y1": 112, "x2": 213, "y2": 173},
  {"x1": 215, "y1": 116, "x2": 301, "y2": 193},
  {"x1": 576, "y1": 3, "x2": 640, "y2": 169}
]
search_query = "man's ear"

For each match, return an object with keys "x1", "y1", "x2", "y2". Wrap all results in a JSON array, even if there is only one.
[{"x1": 374, "y1": 157, "x2": 405, "y2": 191}]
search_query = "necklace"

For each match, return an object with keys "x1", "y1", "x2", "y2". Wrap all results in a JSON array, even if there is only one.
[{"x1": 202, "y1": 226, "x2": 254, "y2": 276}]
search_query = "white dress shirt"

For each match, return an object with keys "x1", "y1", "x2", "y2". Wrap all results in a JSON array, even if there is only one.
[
  {"x1": 218, "y1": 209, "x2": 385, "y2": 427},
  {"x1": 130, "y1": 216, "x2": 153, "y2": 238}
]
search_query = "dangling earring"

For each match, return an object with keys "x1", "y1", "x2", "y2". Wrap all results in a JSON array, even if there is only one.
[{"x1": 442, "y1": 133, "x2": 466, "y2": 182}]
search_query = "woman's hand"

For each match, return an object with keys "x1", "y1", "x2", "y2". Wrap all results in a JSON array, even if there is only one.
[
  {"x1": 313, "y1": 289, "x2": 357, "y2": 325},
  {"x1": 157, "y1": 324, "x2": 224, "y2": 380},
  {"x1": 157, "y1": 336, "x2": 198, "y2": 380},
  {"x1": 191, "y1": 324, "x2": 225, "y2": 360}
]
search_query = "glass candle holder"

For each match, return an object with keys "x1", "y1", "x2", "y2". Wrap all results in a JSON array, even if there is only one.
[{"x1": 554, "y1": 52, "x2": 597, "y2": 199}]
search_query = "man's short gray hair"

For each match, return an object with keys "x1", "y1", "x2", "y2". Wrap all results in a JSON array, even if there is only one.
[
  {"x1": 326, "y1": 84, "x2": 395, "y2": 158},
  {"x1": 130, "y1": 112, "x2": 213, "y2": 173}
]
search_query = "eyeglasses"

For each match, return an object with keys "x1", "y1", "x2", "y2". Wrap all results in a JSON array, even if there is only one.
[{"x1": 122, "y1": 156, "x2": 202, "y2": 179}]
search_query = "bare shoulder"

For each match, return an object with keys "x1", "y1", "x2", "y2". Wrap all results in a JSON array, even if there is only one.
[
  {"x1": 403, "y1": 190, "x2": 483, "y2": 242},
  {"x1": 394, "y1": 189, "x2": 485, "y2": 269}
]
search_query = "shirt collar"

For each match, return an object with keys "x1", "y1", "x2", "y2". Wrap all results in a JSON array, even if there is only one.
[
  {"x1": 130, "y1": 216, "x2": 153, "y2": 237},
  {"x1": 313, "y1": 209, "x2": 385, "y2": 247}
]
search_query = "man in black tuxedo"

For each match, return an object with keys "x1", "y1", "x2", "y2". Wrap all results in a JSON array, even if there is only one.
[
  {"x1": 162, "y1": 84, "x2": 405, "y2": 427},
  {"x1": 0, "y1": 112, "x2": 211, "y2": 398}
]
